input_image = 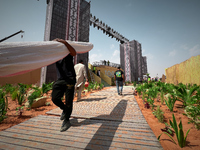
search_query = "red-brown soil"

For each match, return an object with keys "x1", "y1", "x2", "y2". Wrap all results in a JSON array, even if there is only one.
[{"x1": 1, "y1": 86, "x2": 200, "y2": 150}]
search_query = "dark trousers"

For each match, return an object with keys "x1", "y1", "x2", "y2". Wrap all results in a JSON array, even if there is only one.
[{"x1": 52, "y1": 80, "x2": 75, "y2": 120}]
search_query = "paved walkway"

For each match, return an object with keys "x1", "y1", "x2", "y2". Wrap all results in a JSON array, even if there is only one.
[{"x1": 0, "y1": 87, "x2": 163, "y2": 150}]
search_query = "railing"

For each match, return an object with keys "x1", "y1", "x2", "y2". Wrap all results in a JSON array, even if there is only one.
[{"x1": 92, "y1": 60, "x2": 120, "y2": 68}]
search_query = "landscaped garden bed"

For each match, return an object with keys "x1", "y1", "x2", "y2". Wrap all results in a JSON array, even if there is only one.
[{"x1": 134, "y1": 81, "x2": 200, "y2": 150}]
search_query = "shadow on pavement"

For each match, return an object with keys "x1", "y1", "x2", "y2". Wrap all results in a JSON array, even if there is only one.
[
  {"x1": 76, "y1": 97, "x2": 107, "y2": 102},
  {"x1": 71, "y1": 100, "x2": 127, "y2": 149}
]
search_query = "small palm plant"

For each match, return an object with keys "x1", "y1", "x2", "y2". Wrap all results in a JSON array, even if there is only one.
[
  {"x1": 141, "y1": 87, "x2": 146, "y2": 101},
  {"x1": 165, "y1": 94, "x2": 177, "y2": 112},
  {"x1": 159, "y1": 83, "x2": 168, "y2": 104},
  {"x1": 160, "y1": 90, "x2": 165, "y2": 104},
  {"x1": 16, "y1": 91, "x2": 25, "y2": 105},
  {"x1": 158, "y1": 114, "x2": 190, "y2": 148},
  {"x1": 175, "y1": 85, "x2": 198, "y2": 107},
  {"x1": 11, "y1": 90, "x2": 18, "y2": 101},
  {"x1": 16, "y1": 83, "x2": 27, "y2": 105},
  {"x1": 41, "y1": 82, "x2": 53, "y2": 96}
]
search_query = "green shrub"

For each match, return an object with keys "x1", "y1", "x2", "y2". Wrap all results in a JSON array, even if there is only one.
[
  {"x1": 11, "y1": 90, "x2": 18, "y2": 101},
  {"x1": 18, "y1": 83, "x2": 27, "y2": 95},
  {"x1": 147, "y1": 98, "x2": 155, "y2": 110},
  {"x1": 133, "y1": 81, "x2": 137, "y2": 87},
  {"x1": 0, "y1": 90, "x2": 8, "y2": 122},
  {"x1": 16, "y1": 106, "x2": 24, "y2": 117},
  {"x1": 3, "y1": 84, "x2": 12, "y2": 94},
  {"x1": 28, "y1": 89, "x2": 42, "y2": 108},
  {"x1": 136, "y1": 86, "x2": 142, "y2": 97},
  {"x1": 153, "y1": 106, "x2": 164, "y2": 123},
  {"x1": 99, "y1": 83, "x2": 104, "y2": 90},
  {"x1": 184, "y1": 105, "x2": 200, "y2": 130}
]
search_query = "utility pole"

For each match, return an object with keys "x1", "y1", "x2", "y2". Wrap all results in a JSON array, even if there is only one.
[{"x1": 0, "y1": 30, "x2": 24, "y2": 43}]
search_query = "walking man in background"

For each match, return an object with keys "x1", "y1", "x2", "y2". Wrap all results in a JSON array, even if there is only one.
[
  {"x1": 114, "y1": 67, "x2": 125, "y2": 95},
  {"x1": 51, "y1": 38, "x2": 76, "y2": 132},
  {"x1": 97, "y1": 69, "x2": 101, "y2": 77},
  {"x1": 74, "y1": 59, "x2": 88, "y2": 101},
  {"x1": 93, "y1": 66, "x2": 96, "y2": 73},
  {"x1": 103, "y1": 60, "x2": 106, "y2": 65}
]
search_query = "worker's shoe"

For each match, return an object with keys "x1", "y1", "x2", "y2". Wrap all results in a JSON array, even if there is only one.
[
  {"x1": 60, "y1": 119, "x2": 71, "y2": 132},
  {"x1": 60, "y1": 110, "x2": 66, "y2": 120}
]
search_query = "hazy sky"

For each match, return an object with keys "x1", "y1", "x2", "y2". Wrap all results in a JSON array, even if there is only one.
[{"x1": 0, "y1": 0, "x2": 200, "y2": 78}]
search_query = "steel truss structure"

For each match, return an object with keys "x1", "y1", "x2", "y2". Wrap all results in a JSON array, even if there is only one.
[{"x1": 90, "y1": 14, "x2": 129, "y2": 44}]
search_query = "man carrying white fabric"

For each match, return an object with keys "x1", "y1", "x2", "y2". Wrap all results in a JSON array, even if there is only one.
[
  {"x1": 74, "y1": 60, "x2": 88, "y2": 101},
  {"x1": 51, "y1": 38, "x2": 76, "y2": 132}
]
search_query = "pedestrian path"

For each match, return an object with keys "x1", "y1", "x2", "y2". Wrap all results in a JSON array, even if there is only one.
[{"x1": 0, "y1": 87, "x2": 163, "y2": 150}]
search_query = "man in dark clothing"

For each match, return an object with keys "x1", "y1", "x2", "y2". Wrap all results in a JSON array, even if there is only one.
[
  {"x1": 107, "y1": 60, "x2": 110, "y2": 66},
  {"x1": 114, "y1": 67, "x2": 125, "y2": 95},
  {"x1": 104, "y1": 60, "x2": 106, "y2": 65},
  {"x1": 51, "y1": 38, "x2": 76, "y2": 132}
]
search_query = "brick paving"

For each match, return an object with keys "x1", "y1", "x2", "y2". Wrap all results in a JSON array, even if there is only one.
[{"x1": 0, "y1": 86, "x2": 163, "y2": 150}]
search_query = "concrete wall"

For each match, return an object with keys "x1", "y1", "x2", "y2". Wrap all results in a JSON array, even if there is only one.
[
  {"x1": 96, "y1": 66, "x2": 116, "y2": 85},
  {"x1": 92, "y1": 72, "x2": 101, "y2": 84},
  {"x1": 96, "y1": 66, "x2": 119, "y2": 78},
  {"x1": 0, "y1": 69, "x2": 41, "y2": 86},
  {"x1": 88, "y1": 64, "x2": 117, "y2": 85},
  {"x1": 99, "y1": 71, "x2": 112, "y2": 85}
]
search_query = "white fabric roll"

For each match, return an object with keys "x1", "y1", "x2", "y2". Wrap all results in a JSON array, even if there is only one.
[{"x1": 0, "y1": 41, "x2": 93, "y2": 77}]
